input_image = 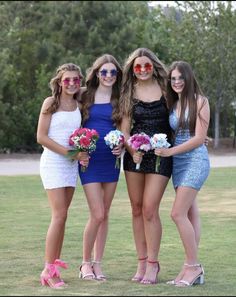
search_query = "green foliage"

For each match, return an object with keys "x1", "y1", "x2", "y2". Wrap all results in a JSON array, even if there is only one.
[{"x1": 0, "y1": 1, "x2": 236, "y2": 151}]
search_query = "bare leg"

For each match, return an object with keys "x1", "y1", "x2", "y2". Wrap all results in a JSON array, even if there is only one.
[
  {"x1": 141, "y1": 174, "x2": 169, "y2": 284},
  {"x1": 125, "y1": 171, "x2": 147, "y2": 281},
  {"x1": 168, "y1": 191, "x2": 201, "y2": 284},
  {"x1": 41, "y1": 187, "x2": 74, "y2": 286},
  {"x1": 93, "y1": 182, "x2": 117, "y2": 280},
  {"x1": 171, "y1": 186, "x2": 203, "y2": 285},
  {"x1": 55, "y1": 187, "x2": 74, "y2": 259}
]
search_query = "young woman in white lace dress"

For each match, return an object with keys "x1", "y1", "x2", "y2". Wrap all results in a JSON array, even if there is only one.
[{"x1": 37, "y1": 63, "x2": 89, "y2": 288}]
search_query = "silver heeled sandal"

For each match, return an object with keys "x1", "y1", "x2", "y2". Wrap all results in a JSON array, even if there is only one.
[
  {"x1": 175, "y1": 263, "x2": 204, "y2": 287},
  {"x1": 79, "y1": 261, "x2": 95, "y2": 280},
  {"x1": 92, "y1": 261, "x2": 106, "y2": 281}
]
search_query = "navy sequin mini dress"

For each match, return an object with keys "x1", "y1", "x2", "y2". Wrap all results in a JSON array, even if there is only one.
[
  {"x1": 123, "y1": 96, "x2": 172, "y2": 177},
  {"x1": 169, "y1": 109, "x2": 210, "y2": 190}
]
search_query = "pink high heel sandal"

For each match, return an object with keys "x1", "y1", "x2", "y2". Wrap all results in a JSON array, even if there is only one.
[
  {"x1": 131, "y1": 256, "x2": 148, "y2": 282},
  {"x1": 40, "y1": 259, "x2": 68, "y2": 289},
  {"x1": 140, "y1": 260, "x2": 160, "y2": 285}
]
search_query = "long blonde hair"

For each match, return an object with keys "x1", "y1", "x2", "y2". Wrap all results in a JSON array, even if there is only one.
[{"x1": 119, "y1": 48, "x2": 168, "y2": 118}]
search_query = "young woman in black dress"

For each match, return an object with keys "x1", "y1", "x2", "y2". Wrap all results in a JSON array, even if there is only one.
[{"x1": 119, "y1": 48, "x2": 172, "y2": 284}]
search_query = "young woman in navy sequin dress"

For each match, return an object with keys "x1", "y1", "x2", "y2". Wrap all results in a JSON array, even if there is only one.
[
  {"x1": 119, "y1": 48, "x2": 172, "y2": 285},
  {"x1": 78, "y1": 54, "x2": 123, "y2": 281},
  {"x1": 155, "y1": 61, "x2": 210, "y2": 287}
]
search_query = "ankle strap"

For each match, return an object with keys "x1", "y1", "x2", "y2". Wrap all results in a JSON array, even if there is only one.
[
  {"x1": 147, "y1": 260, "x2": 160, "y2": 272},
  {"x1": 54, "y1": 259, "x2": 68, "y2": 269},
  {"x1": 148, "y1": 260, "x2": 159, "y2": 264},
  {"x1": 81, "y1": 261, "x2": 91, "y2": 266},
  {"x1": 138, "y1": 256, "x2": 148, "y2": 261},
  {"x1": 93, "y1": 261, "x2": 101, "y2": 264},
  {"x1": 45, "y1": 262, "x2": 59, "y2": 277},
  {"x1": 184, "y1": 263, "x2": 201, "y2": 267}
]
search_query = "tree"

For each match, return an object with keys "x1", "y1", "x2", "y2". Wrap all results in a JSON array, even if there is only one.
[{"x1": 151, "y1": 1, "x2": 236, "y2": 148}]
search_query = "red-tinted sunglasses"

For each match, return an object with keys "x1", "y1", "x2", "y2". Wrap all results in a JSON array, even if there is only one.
[
  {"x1": 62, "y1": 77, "x2": 81, "y2": 86},
  {"x1": 133, "y1": 63, "x2": 153, "y2": 74}
]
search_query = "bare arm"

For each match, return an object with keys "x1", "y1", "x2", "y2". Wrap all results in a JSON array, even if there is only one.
[
  {"x1": 120, "y1": 115, "x2": 133, "y2": 155},
  {"x1": 155, "y1": 97, "x2": 210, "y2": 157},
  {"x1": 120, "y1": 115, "x2": 143, "y2": 163},
  {"x1": 36, "y1": 97, "x2": 88, "y2": 164},
  {"x1": 37, "y1": 97, "x2": 69, "y2": 156}
]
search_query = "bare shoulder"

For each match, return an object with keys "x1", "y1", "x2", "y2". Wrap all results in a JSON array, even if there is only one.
[
  {"x1": 80, "y1": 87, "x2": 87, "y2": 96},
  {"x1": 41, "y1": 96, "x2": 54, "y2": 112},
  {"x1": 43, "y1": 96, "x2": 54, "y2": 105},
  {"x1": 197, "y1": 95, "x2": 208, "y2": 102},
  {"x1": 78, "y1": 87, "x2": 87, "y2": 102},
  {"x1": 197, "y1": 95, "x2": 209, "y2": 107}
]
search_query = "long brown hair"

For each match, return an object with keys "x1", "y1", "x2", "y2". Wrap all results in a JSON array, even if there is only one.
[
  {"x1": 119, "y1": 48, "x2": 168, "y2": 119},
  {"x1": 44, "y1": 63, "x2": 83, "y2": 114},
  {"x1": 167, "y1": 61, "x2": 207, "y2": 135},
  {"x1": 80, "y1": 54, "x2": 122, "y2": 127}
]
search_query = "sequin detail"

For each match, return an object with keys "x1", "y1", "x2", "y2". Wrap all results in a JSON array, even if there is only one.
[
  {"x1": 169, "y1": 109, "x2": 210, "y2": 190},
  {"x1": 123, "y1": 97, "x2": 172, "y2": 177}
]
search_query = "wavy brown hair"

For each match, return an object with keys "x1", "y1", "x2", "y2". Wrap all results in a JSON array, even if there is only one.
[
  {"x1": 119, "y1": 48, "x2": 168, "y2": 119},
  {"x1": 166, "y1": 61, "x2": 207, "y2": 135},
  {"x1": 80, "y1": 54, "x2": 122, "y2": 127},
  {"x1": 44, "y1": 63, "x2": 83, "y2": 114}
]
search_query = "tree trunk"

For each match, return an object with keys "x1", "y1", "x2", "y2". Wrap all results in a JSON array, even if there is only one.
[{"x1": 214, "y1": 106, "x2": 220, "y2": 149}]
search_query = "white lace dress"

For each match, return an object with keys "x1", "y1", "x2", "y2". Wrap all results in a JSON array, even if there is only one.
[{"x1": 40, "y1": 107, "x2": 81, "y2": 189}]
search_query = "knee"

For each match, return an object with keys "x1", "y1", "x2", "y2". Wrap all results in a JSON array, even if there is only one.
[
  {"x1": 53, "y1": 210, "x2": 68, "y2": 226},
  {"x1": 131, "y1": 203, "x2": 143, "y2": 218},
  {"x1": 103, "y1": 209, "x2": 110, "y2": 221},
  {"x1": 170, "y1": 209, "x2": 181, "y2": 224},
  {"x1": 143, "y1": 207, "x2": 155, "y2": 221},
  {"x1": 93, "y1": 211, "x2": 105, "y2": 224}
]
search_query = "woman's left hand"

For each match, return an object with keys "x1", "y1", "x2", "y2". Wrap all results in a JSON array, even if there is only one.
[{"x1": 154, "y1": 148, "x2": 172, "y2": 157}]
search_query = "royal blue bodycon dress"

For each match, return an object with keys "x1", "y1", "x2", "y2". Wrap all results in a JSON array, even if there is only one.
[
  {"x1": 79, "y1": 103, "x2": 120, "y2": 185},
  {"x1": 169, "y1": 109, "x2": 210, "y2": 190}
]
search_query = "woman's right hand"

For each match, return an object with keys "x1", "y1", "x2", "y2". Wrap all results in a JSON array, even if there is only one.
[
  {"x1": 75, "y1": 152, "x2": 90, "y2": 167},
  {"x1": 132, "y1": 151, "x2": 143, "y2": 164}
]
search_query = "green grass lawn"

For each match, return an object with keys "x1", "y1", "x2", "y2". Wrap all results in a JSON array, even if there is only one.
[{"x1": 0, "y1": 168, "x2": 236, "y2": 296}]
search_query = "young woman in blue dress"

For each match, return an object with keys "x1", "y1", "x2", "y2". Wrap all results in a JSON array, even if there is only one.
[
  {"x1": 78, "y1": 54, "x2": 123, "y2": 281},
  {"x1": 154, "y1": 61, "x2": 210, "y2": 287}
]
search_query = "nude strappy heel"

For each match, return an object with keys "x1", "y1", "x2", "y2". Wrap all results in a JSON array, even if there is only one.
[
  {"x1": 92, "y1": 261, "x2": 106, "y2": 281},
  {"x1": 79, "y1": 261, "x2": 95, "y2": 280},
  {"x1": 175, "y1": 263, "x2": 204, "y2": 287},
  {"x1": 131, "y1": 256, "x2": 148, "y2": 282},
  {"x1": 140, "y1": 260, "x2": 160, "y2": 285}
]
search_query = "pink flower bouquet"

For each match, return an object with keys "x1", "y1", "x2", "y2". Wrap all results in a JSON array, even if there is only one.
[
  {"x1": 150, "y1": 133, "x2": 171, "y2": 172},
  {"x1": 127, "y1": 132, "x2": 151, "y2": 170},
  {"x1": 68, "y1": 127, "x2": 99, "y2": 172},
  {"x1": 104, "y1": 129, "x2": 125, "y2": 169}
]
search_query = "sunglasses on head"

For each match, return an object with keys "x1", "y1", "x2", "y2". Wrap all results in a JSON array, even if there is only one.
[
  {"x1": 133, "y1": 63, "x2": 153, "y2": 74},
  {"x1": 99, "y1": 69, "x2": 118, "y2": 77},
  {"x1": 62, "y1": 77, "x2": 81, "y2": 86}
]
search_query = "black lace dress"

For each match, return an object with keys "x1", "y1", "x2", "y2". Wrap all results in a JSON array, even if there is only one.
[{"x1": 123, "y1": 96, "x2": 172, "y2": 177}]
